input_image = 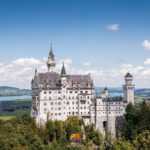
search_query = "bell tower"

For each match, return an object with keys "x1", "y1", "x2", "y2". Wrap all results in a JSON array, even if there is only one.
[
  {"x1": 47, "y1": 44, "x2": 56, "y2": 72},
  {"x1": 123, "y1": 73, "x2": 135, "y2": 105}
]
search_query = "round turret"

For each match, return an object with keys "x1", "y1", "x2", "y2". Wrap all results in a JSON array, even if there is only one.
[{"x1": 125, "y1": 72, "x2": 133, "y2": 85}]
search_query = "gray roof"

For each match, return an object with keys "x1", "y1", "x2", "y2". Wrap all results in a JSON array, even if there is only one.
[
  {"x1": 32, "y1": 72, "x2": 93, "y2": 89},
  {"x1": 104, "y1": 87, "x2": 108, "y2": 91},
  {"x1": 66, "y1": 75, "x2": 92, "y2": 88},
  {"x1": 102, "y1": 96, "x2": 123, "y2": 102},
  {"x1": 61, "y1": 63, "x2": 66, "y2": 75},
  {"x1": 125, "y1": 72, "x2": 133, "y2": 78}
]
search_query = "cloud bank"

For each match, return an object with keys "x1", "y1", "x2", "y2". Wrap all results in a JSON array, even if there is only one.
[{"x1": 0, "y1": 56, "x2": 150, "y2": 88}]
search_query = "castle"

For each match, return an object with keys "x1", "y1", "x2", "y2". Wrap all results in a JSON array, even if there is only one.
[{"x1": 31, "y1": 46, "x2": 135, "y2": 136}]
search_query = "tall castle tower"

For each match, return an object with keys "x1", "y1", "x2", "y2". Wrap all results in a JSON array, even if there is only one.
[
  {"x1": 47, "y1": 44, "x2": 56, "y2": 72},
  {"x1": 123, "y1": 73, "x2": 135, "y2": 105}
]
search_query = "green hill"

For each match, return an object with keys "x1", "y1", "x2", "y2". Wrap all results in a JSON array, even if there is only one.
[{"x1": 0, "y1": 86, "x2": 31, "y2": 96}]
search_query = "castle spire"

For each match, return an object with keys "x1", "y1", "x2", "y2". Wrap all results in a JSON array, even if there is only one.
[
  {"x1": 35, "y1": 68, "x2": 38, "y2": 77},
  {"x1": 48, "y1": 43, "x2": 55, "y2": 61},
  {"x1": 61, "y1": 62, "x2": 66, "y2": 75},
  {"x1": 47, "y1": 44, "x2": 56, "y2": 72}
]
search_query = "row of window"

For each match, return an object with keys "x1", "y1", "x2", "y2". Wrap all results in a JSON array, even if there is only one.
[
  {"x1": 44, "y1": 96, "x2": 91, "y2": 100},
  {"x1": 50, "y1": 101, "x2": 90, "y2": 105},
  {"x1": 44, "y1": 106, "x2": 91, "y2": 111},
  {"x1": 98, "y1": 107, "x2": 121, "y2": 110},
  {"x1": 43, "y1": 90, "x2": 90, "y2": 94},
  {"x1": 98, "y1": 102, "x2": 121, "y2": 105},
  {"x1": 98, "y1": 111, "x2": 121, "y2": 114},
  {"x1": 50, "y1": 111, "x2": 90, "y2": 116}
]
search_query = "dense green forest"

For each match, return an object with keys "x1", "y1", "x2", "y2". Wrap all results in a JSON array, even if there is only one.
[{"x1": 0, "y1": 102, "x2": 150, "y2": 150}]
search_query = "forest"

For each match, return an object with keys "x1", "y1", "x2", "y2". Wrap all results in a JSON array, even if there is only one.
[{"x1": 0, "y1": 102, "x2": 150, "y2": 150}]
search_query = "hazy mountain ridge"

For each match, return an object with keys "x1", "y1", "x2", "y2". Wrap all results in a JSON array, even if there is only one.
[
  {"x1": 0, "y1": 86, "x2": 150, "y2": 96},
  {"x1": 0, "y1": 86, "x2": 31, "y2": 96}
]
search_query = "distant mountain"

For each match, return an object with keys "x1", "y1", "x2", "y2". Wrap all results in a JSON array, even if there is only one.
[
  {"x1": 0, "y1": 86, "x2": 150, "y2": 97},
  {"x1": 134, "y1": 89, "x2": 150, "y2": 96},
  {"x1": 0, "y1": 86, "x2": 32, "y2": 96},
  {"x1": 95, "y1": 87, "x2": 123, "y2": 93},
  {"x1": 95, "y1": 87, "x2": 150, "y2": 97}
]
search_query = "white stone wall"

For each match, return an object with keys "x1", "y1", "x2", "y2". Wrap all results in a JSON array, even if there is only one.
[
  {"x1": 95, "y1": 96, "x2": 125, "y2": 136},
  {"x1": 31, "y1": 87, "x2": 94, "y2": 125}
]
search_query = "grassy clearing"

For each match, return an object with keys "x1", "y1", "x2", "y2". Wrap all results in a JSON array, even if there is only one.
[
  {"x1": 0, "y1": 116, "x2": 15, "y2": 120},
  {"x1": 0, "y1": 99, "x2": 31, "y2": 117},
  {"x1": 0, "y1": 108, "x2": 30, "y2": 117}
]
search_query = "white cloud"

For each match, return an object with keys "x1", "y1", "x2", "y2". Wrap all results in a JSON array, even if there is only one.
[
  {"x1": 83, "y1": 62, "x2": 92, "y2": 67},
  {"x1": 1, "y1": 57, "x2": 150, "y2": 88},
  {"x1": 12, "y1": 58, "x2": 42, "y2": 66},
  {"x1": 142, "y1": 40, "x2": 150, "y2": 50},
  {"x1": 144, "y1": 58, "x2": 150, "y2": 65},
  {"x1": 106, "y1": 24, "x2": 119, "y2": 31},
  {"x1": 0, "y1": 62, "x2": 4, "y2": 66}
]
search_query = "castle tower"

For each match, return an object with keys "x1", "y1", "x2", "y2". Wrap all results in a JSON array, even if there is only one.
[
  {"x1": 123, "y1": 73, "x2": 135, "y2": 105},
  {"x1": 60, "y1": 62, "x2": 67, "y2": 98},
  {"x1": 104, "y1": 87, "x2": 108, "y2": 97},
  {"x1": 47, "y1": 44, "x2": 56, "y2": 72},
  {"x1": 60, "y1": 62, "x2": 67, "y2": 86}
]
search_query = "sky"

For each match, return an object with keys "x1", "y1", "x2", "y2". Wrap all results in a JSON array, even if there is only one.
[{"x1": 0, "y1": 0, "x2": 150, "y2": 88}]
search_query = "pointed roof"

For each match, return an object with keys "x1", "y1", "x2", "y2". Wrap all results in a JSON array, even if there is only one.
[
  {"x1": 35, "y1": 68, "x2": 38, "y2": 77},
  {"x1": 104, "y1": 87, "x2": 108, "y2": 91},
  {"x1": 48, "y1": 44, "x2": 55, "y2": 61},
  {"x1": 125, "y1": 72, "x2": 133, "y2": 78},
  {"x1": 61, "y1": 62, "x2": 66, "y2": 75}
]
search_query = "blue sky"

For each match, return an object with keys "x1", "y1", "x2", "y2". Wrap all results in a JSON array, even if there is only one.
[{"x1": 0, "y1": 0, "x2": 150, "y2": 88}]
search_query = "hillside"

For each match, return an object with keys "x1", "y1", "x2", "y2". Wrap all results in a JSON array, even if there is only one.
[
  {"x1": 0, "y1": 86, "x2": 31, "y2": 96},
  {"x1": 0, "y1": 86, "x2": 150, "y2": 97}
]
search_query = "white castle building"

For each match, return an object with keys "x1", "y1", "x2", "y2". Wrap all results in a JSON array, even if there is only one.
[{"x1": 31, "y1": 46, "x2": 135, "y2": 136}]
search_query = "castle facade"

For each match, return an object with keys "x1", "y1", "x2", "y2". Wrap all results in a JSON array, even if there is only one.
[{"x1": 31, "y1": 46, "x2": 135, "y2": 136}]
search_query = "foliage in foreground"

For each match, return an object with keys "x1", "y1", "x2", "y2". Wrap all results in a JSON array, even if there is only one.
[
  {"x1": 0, "y1": 102, "x2": 150, "y2": 150},
  {"x1": 0, "y1": 114, "x2": 103, "y2": 150}
]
